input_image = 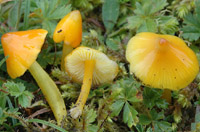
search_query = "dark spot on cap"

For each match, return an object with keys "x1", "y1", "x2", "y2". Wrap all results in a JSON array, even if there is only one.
[
  {"x1": 154, "y1": 74, "x2": 156, "y2": 76},
  {"x1": 57, "y1": 29, "x2": 62, "y2": 33},
  {"x1": 183, "y1": 59, "x2": 185, "y2": 61},
  {"x1": 174, "y1": 77, "x2": 176, "y2": 79},
  {"x1": 175, "y1": 68, "x2": 177, "y2": 71}
]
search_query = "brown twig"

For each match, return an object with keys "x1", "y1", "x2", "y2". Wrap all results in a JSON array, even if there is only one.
[
  {"x1": 97, "y1": 112, "x2": 111, "y2": 132},
  {"x1": 28, "y1": 108, "x2": 51, "y2": 131},
  {"x1": 86, "y1": 18, "x2": 105, "y2": 31},
  {"x1": 55, "y1": 81, "x2": 63, "y2": 85},
  {"x1": 32, "y1": 88, "x2": 41, "y2": 95},
  {"x1": 0, "y1": 88, "x2": 8, "y2": 94},
  {"x1": 28, "y1": 108, "x2": 50, "y2": 119}
]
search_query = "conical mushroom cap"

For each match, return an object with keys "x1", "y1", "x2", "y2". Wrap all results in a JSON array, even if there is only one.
[
  {"x1": 126, "y1": 32, "x2": 199, "y2": 90},
  {"x1": 1, "y1": 29, "x2": 48, "y2": 79},
  {"x1": 65, "y1": 47, "x2": 118, "y2": 85},
  {"x1": 53, "y1": 10, "x2": 82, "y2": 48}
]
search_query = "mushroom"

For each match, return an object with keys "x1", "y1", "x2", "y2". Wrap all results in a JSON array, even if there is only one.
[
  {"x1": 126, "y1": 32, "x2": 199, "y2": 103},
  {"x1": 53, "y1": 10, "x2": 82, "y2": 71},
  {"x1": 65, "y1": 46, "x2": 118, "y2": 118},
  {"x1": 1, "y1": 29, "x2": 67, "y2": 125}
]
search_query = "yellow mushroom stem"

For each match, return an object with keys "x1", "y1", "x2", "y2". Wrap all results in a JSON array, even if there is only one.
[
  {"x1": 61, "y1": 44, "x2": 74, "y2": 71},
  {"x1": 70, "y1": 60, "x2": 95, "y2": 118},
  {"x1": 29, "y1": 61, "x2": 67, "y2": 125},
  {"x1": 162, "y1": 89, "x2": 171, "y2": 104}
]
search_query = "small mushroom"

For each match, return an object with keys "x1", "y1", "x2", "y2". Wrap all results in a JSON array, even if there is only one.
[
  {"x1": 126, "y1": 32, "x2": 199, "y2": 103},
  {"x1": 65, "y1": 47, "x2": 118, "y2": 118},
  {"x1": 53, "y1": 10, "x2": 82, "y2": 71},
  {"x1": 1, "y1": 29, "x2": 67, "y2": 125}
]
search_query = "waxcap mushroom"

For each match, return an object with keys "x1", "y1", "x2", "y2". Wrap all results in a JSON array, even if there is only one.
[
  {"x1": 1, "y1": 29, "x2": 67, "y2": 125},
  {"x1": 1, "y1": 29, "x2": 47, "y2": 79},
  {"x1": 65, "y1": 46, "x2": 118, "y2": 85},
  {"x1": 53, "y1": 10, "x2": 82, "y2": 71},
  {"x1": 126, "y1": 32, "x2": 199, "y2": 90},
  {"x1": 53, "y1": 10, "x2": 82, "y2": 48},
  {"x1": 65, "y1": 46, "x2": 118, "y2": 118}
]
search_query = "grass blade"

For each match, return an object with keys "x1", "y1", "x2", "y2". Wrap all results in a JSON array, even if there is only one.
[
  {"x1": 6, "y1": 96, "x2": 17, "y2": 125},
  {"x1": 0, "y1": 56, "x2": 8, "y2": 68},
  {"x1": 28, "y1": 119, "x2": 68, "y2": 132},
  {"x1": 23, "y1": 0, "x2": 30, "y2": 29}
]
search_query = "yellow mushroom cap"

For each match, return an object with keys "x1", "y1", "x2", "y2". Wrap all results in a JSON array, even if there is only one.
[
  {"x1": 1, "y1": 29, "x2": 48, "y2": 79},
  {"x1": 126, "y1": 32, "x2": 199, "y2": 90},
  {"x1": 65, "y1": 47, "x2": 118, "y2": 85},
  {"x1": 53, "y1": 10, "x2": 82, "y2": 48}
]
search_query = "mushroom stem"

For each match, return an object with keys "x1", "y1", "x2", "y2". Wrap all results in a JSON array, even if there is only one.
[
  {"x1": 61, "y1": 44, "x2": 74, "y2": 71},
  {"x1": 29, "y1": 61, "x2": 67, "y2": 125},
  {"x1": 162, "y1": 89, "x2": 171, "y2": 103},
  {"x1": 70, "y1": 60, "x2": 95, "y2": 118}
]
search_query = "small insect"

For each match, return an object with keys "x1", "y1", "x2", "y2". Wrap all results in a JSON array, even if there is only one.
[{"x1": 57, "y1": 29, "x2": 62, "y2": 33}]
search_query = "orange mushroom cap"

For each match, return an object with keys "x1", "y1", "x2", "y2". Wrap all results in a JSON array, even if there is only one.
[
  {"x1": 126, "y1": 32, "x2": 199, "y2": 90},
  {"x1": 1, "y1": 29, "x2": 48, "y2": 79},
  {"x1": 53, "y1": 10, "x2": 82, "y2": 48}
]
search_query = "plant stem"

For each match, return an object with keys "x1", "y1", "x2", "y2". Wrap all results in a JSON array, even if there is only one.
[
  {"x1": 162, "y1": 89, "x2": 171, "y2": 104},
  {"x1": 108, "y1": 27, "x2": 127, "y2": 38},
  {"x1": 70, "y1": 60, "x2": 95, "y2": 118},
  {"x1": 77, "y1": 60, "x2": 94, "y2": 109},
  {"x1": 61, "y1": 44, "x2": 73, "y2": 71},
  {"x1": 0, "y1": 49, "x2": 4, "y2": 54},
  {"x1": 29, "y1": 61, "x2": 67, "y2": 125}
]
